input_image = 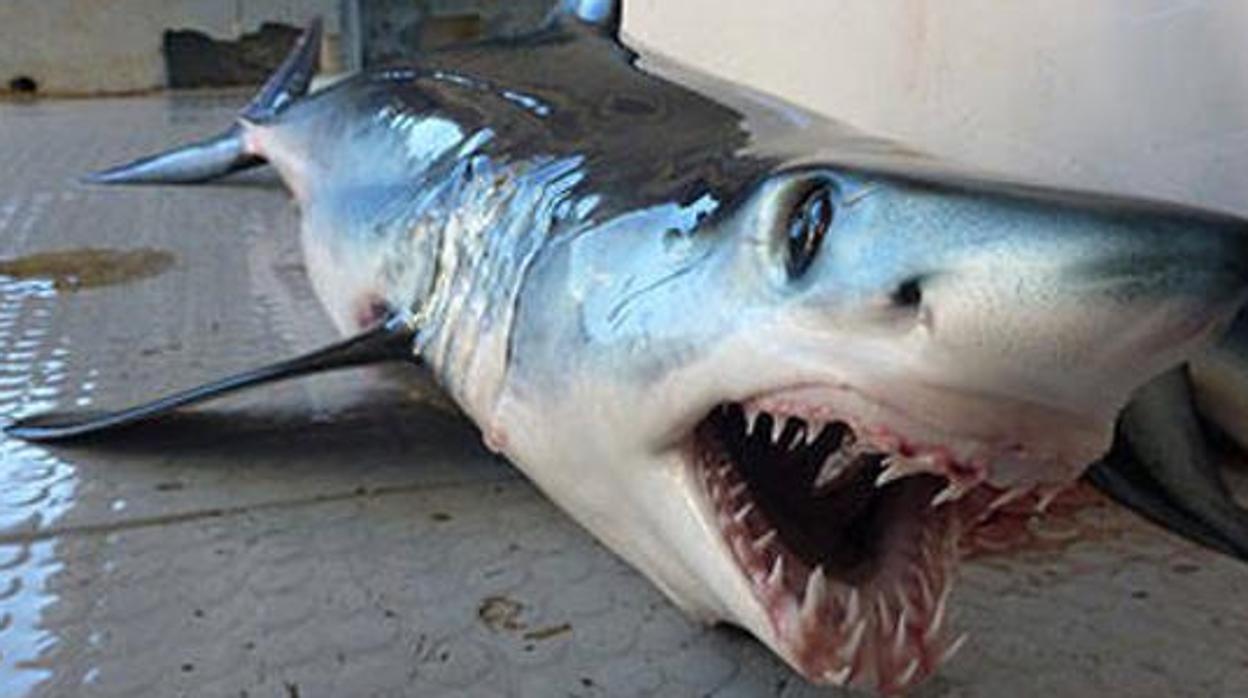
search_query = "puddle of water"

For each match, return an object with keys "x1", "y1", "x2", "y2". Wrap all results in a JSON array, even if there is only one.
[
  {"x1": 0, "y1": 276, "x2": 86, "y2": 695},
  {"x1": 0, "y1": 248, "x2": 175, "y2": 292},
  {"x1": 0, "y1": 540, "x2": 59, "y2": 695}
]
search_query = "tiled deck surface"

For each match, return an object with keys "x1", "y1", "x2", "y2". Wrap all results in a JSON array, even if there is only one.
[{"x1": 0, "y1": 94, "x2": 1246, "y2": 697}]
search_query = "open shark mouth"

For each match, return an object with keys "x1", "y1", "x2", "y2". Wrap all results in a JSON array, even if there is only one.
[{"x1": 689, "y1": 392, "x2": 1081, "y2": 693}]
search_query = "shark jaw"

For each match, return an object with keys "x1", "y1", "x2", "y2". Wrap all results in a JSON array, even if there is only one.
[{"x1": 682, "y1": 384, "x2": 1115, "y2": 693}]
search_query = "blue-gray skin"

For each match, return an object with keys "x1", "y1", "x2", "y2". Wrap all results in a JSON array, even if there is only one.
[{"x1": 33, "y1": 3, "x2": 1248, "y2": 692}]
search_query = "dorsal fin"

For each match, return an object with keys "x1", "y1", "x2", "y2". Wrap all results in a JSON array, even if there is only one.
[
  {"x1": 83, "y1": 18, "x2": 322, "y2": 185},
  {"x1": 561, "y1": 0, "x2": 622, "y2": 38}
]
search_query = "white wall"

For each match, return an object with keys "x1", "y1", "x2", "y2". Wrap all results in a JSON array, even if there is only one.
[
  {"x1": 5, "y1": 0, "x2": 1246, "y2": 216},
  {"x1": 627, "y1": 1, "x2": 1248, "y2": 215},
  {"x1": 0, "y1": 0, "x2": 337, "y2": 95}
]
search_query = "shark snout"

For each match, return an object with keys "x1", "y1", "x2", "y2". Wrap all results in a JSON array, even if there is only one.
[
  {"x1": 1068, "y1": 239, "x2": 1248, "y2": 294},
  {"x1": 1034, "y1": 207, "x2": 1248, "y2": 413},
  {"x1": 1084, "y1": 213, "x2": 1248, "y2": 355},
  {"x1": 892, "y1": 191, "x2": 1248, "y2": 422},
  {"x1": 1186, "y1": 221, "x2": 1248, "y2": 306}
]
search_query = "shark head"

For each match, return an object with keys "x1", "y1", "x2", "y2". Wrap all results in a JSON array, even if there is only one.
[{"x1": 489, "y1": 165, "x2": 1248, "y2": 691}]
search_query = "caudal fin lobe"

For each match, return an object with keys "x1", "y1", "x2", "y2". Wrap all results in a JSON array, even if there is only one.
[{"x1": 84, "y1": 18, "x2": 323, "y2": 186}]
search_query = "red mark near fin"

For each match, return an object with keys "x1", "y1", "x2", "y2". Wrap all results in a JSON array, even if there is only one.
[{"x1": 354, "y1": 293, "x2": 390, "y2": 330}]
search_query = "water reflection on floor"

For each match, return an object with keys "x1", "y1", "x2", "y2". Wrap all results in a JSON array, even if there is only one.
[
  {"x1": 0, "y1": 540, "x2": 59, "y2": 696},
  {"x1": 0, "y1": 276, "x2": 81, "y2": 692}
]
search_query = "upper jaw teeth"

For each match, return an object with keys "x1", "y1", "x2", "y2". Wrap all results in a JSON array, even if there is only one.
[
  {"x1": 732, "y1": 404, "x2": 1000, "y2": 508},
  {"x1": 744, "y1": 407, "x2": 763, "y2": 436},
  {"x1": 802, "y1": 422, "x2": 821, "y2": 447},
  {"x1": 814, "y1": 438, "x2": 860, "y2": 491},
  {"x1": 771, "y1": 417, "x2": 786, "y2": 444}
]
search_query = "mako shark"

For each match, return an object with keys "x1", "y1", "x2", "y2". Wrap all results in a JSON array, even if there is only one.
[{"x1": 10, "y1": 2, "x2": 1248, "y2": 692}]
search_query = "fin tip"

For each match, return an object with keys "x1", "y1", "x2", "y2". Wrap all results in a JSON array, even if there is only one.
[
  {"x1": 561, "y1": 0, "x2": 622, "y2": 37},
  {"x1": 80, "y1": 168, "x2": 121, "y2": 185}
]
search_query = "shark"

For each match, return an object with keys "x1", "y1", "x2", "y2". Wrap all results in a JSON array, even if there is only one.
[{"x1": 10, "y1": 2, "x2": 1248, "y2": 692}]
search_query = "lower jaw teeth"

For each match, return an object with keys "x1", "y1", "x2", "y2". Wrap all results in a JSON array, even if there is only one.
[
  {"x1": 930, "y1": 480, "x2": 973, "y2": 508},
  {"x1": 737, "y1": 522, "x2": 965, "y2": 692},
  {"x1": 701, "y1": 405, "x2": 995, "y2": 690},
  {"x1": 752, "y1": 530, "x2": 778, "y2": 552},
  {"x1": 801, "y1": 566, "x2": 830, "y2": 621},
  {"x1": 767, "y1": 556, "x2": 785, "y2": 588},
  {"x1": 876, "y1": 454, "x2": 937, "y2": 487}
]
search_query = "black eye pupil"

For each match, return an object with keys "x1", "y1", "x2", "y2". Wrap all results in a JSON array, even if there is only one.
[
  {"x1": 786, "y1": 187, "x2": 834, "y2": 279},
  {"x1": 892, "y1": 278, "x2": 923, "y2": 307}
]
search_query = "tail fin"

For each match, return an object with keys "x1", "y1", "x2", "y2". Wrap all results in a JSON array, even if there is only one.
[
  {"x1": 85, "y1": 18, "x2": 323, "y2": 186},
  {"x1": 83, "y1": 124, "x2": 262, "y2": 184},
  {"x1": 240, "y1": 16, "x2": 323, "y2": 122}
]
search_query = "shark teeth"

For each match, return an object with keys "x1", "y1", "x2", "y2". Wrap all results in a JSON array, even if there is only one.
[
  {"x1": 770, "y1": 416, "x2": 786, "y2": 444},
  {"x1": 822, "y1": 665, "x2": 853, "y2": 686},
  {"x1": 1035, "y1": 483, "x2": 1068, "y2": 512},
  {"x1": 752, "y1": 529, "x2": 778, "y2": 552},
  {"x1": 801, "y1": 567, "x2": 829, "y2": 623},
  {"x1": 803, "y1": 421, "x2": 823, "y2": 446},
  {"x1": 923, "y1": 584, "x2": 953, "y2": 644},
  {"x1": 930, "y1": 477, "x2": 981, "y2": 508},
  {"x1": 875, "y1": 454, "x2": 937, "y2": 487},
  {"x1": 896, "y1": 580, "x2": 920, "y2": 625},
  {"x1": 988, "y1": 485, "x2": 1031, "y2": 512},
  {"x1": 744, "y1": 407, "x2": 763, "y2": 436},
  {"x1": 697, "y1": 401, "x2": 1003, "y2": 691},
  {"x1": 892, "y1": 606, "x2": 910, "y2": 657},
  {"x1": 718, "y1": 507, "x2": 966, "y2": 693},
  {"x1": 733, "y1": 502, "x2": 755, "y2": 524},
  {"x1": 781, "y1": 421, "x2": 807, "y2": 452},
  {"x1": 941, "y1": 633, "x2": 970, "y2": 663},
  {"x1": 895, "y1": 658, "x2": 921, "y2": 688},
  {"x1": 842, "y1": 587, "x2": 861, "y2": 631},
  {"x1": 813, "y1": 448, "x2": 858, "y2": 491},
  {"x1": 766, "y1": 555, "x2": 785, "y2": 590},
  {"x1": 839, "y1": 616, "x2": 867, "y2": 661}
]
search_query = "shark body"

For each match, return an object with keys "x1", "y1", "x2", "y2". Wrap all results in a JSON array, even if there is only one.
[{"x1": 15, "y1": 3, "x2": 1248, "y2": 692}]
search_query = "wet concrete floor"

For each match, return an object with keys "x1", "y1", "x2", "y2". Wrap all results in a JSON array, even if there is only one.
[{"x1": 0, "y1": 94, "x2": 1245, "y2": 697}]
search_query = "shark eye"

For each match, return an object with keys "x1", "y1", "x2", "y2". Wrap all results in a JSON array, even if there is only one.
[
  {"x1": 892, "y1": 277, "x2": 923, "y2": 307},
  {"x1": 786, "y1": 186, "x2": 835, "y2": 279}
]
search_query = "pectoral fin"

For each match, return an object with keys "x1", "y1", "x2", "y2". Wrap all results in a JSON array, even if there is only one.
[
  {"x1": 1087, "y1": 367, "x2": 1248, "y2": 561},
  {"x1": 5, "y1": 317, "x2": 419, "y2": 442}
]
